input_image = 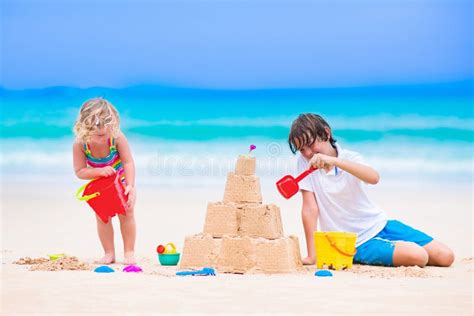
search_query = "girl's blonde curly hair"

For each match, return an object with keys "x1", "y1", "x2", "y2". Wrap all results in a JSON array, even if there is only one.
[{"x1": 73, "y1": 98, "x2": 121, "y2": 142}]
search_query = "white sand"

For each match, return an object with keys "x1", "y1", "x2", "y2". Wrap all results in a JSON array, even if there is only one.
[{"x1": 1, "y1": 178, "x2": 473, "y2": 315}]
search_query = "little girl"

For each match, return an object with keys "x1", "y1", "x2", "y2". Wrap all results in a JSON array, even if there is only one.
[{"x1": 73, "y1": 98, "x2": 137, "y2": 264}]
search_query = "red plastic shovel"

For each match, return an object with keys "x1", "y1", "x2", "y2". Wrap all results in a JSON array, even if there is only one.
[{"x1": 276, "y1": 166, "x2": 317, "y2": 199}]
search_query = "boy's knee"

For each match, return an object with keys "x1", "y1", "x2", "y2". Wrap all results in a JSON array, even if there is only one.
[
  {"x1": 394, "y1": 243, "x2": 429, "y2": 267},
  {"x1": 441, "y1": 249, "x2": 455, "y2": 267},
  {"x1": 411, "y1": 249, "x2": 429, "y2": 267},
  {"x1": 402, "y1": 247, "x2": 428, "y2": 267},
  {"x1": 434, "y1": 248, "x2": 455, "y2": 267},
  {"x1": 425, "y1": 241, "x2": 455, "y2": 267}
]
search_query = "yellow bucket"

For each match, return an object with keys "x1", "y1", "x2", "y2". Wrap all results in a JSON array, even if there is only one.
[{"x1": 314, "y1": 231, "x2": 357, "y2": 270}]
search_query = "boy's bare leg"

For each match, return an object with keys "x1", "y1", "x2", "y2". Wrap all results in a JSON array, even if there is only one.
[
  {"x1": 393, "y1": 241, "x2": 429, "y2": 267},
  {"x1": 423, "y1": 240, "x2": 455, "y2": 267},
  {"x1": 95, "y1": 216, "x2": 115, "y2": 264},
  {"x1": 118, "y1": 211, "x2": 136, "y2": 265},
  {"x1": 302, "y1": 208, "x2": 317, "y2": 265}
]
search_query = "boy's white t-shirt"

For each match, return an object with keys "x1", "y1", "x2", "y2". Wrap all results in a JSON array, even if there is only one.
[{"x1": 297, "y1": 143, "x2": 387, "y2": 247}]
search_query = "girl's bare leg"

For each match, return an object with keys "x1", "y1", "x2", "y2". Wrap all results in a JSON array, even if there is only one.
[
  {"x1": 118, "y1": 211, "x2": 136, "y2": 265},
  {"x1": 95, "y1": 216, "x2": 115, "y2": 264}
]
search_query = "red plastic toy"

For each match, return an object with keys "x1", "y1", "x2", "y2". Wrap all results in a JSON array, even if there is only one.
[
  {"x1": 76, "y1": 174, "x2": 128, "y2": 223},
  {"x1": 156, "y1": 245, "x2": 165, "y2": 254},
  {"x1": 276, "y1": 166, "x2": 317, "y2": 199}
]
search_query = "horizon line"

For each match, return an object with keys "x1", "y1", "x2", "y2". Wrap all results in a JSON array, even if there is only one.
[{"x1": 0, "y1": 79, "x2": 473, "y2": 93}]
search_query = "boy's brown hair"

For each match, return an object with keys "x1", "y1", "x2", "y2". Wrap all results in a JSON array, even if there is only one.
[{"x1": 288, "y1": 113, "x2": 337, "y2": 154}]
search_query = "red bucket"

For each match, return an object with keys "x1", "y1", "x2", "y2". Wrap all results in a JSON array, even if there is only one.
[{"x1": 76, "y1": 174, "x2": 128, "y2": 223}]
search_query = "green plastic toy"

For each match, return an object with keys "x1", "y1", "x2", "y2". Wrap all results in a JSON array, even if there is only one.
[
  {"x1": 158, "y1": 253, "x2": 180, "y2": 266},
  {"x1": 48, "y1": 253, "x2": 66, "y2": 261}
]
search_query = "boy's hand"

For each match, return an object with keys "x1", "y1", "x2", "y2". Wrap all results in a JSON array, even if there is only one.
[
  {"x1": 309, "y1": 153, "x2": 338, "y2": 171},
  {"x1": 98, "y1": 166, "x2": 116, "y2": 177},
  {"x1": 124, "y1": 185, "x2": 136, "y2": 210}
]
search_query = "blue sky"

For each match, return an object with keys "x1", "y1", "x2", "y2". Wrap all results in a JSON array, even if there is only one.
[{"x1": 1, "y1": 0, "x2": 473, "y2": 89}]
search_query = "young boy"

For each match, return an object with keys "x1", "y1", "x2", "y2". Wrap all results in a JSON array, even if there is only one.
[{"x1": 288, "y1": 113, "x2": 454, "y2": 267}]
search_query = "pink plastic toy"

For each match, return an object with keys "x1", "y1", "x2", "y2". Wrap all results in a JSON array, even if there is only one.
[{"x1": 123, "y1": 265, "x2": 142, "y2": 273}]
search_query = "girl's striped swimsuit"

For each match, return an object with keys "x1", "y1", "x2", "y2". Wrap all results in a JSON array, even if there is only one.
[{"x1": 83, "y1": 137, "x2": 126, "y2": 183}]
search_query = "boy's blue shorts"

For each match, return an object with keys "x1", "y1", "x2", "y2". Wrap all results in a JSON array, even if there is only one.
[{"x1": 353, "y1": 220, "x2": 434, "y2": 266}]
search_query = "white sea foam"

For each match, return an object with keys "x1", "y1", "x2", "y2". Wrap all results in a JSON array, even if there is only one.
[
  {"x1": 4, "y1": 112, "x2": 471, "y2": 131},
  {"x1": 2, "y1": 138, "x2": 472, "y2": 185},
  {"x1": 120, "y1": 114, "x2": 474, "y2": 130}
]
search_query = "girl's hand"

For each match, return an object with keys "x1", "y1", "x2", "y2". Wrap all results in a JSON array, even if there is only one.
[
  {"x1": 309, "y1": 153, "x2": 337, "y2": 171},
  {"x1": 124, "y1": 185, "x2": 136, "y2": 210},
  {"x1": 98, "y1": 166, "x2": 116, "y2": 177}
]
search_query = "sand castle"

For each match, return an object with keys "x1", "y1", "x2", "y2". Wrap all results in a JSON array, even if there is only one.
[{"x1": 180, "y1": 155, "x2": 303, "y2": 274}]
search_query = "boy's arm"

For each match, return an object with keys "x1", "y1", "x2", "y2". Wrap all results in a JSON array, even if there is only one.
[
  {"x1": 335, "y1": 159, "x2": 380, "y2": 185},
  {"x1": 301, "y1": 189, "x2": 319, "y2": 262},
  {"x1": 72, "y1": 142, "x2": 108, "y2": 179},
  {"x1": 310, "y1": 153, "x2": 380, "y2": 185}
]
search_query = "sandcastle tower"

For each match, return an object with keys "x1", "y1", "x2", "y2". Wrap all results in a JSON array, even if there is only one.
[{"x1": 179, "y1": 154, "x2": 302, "y2": 274}]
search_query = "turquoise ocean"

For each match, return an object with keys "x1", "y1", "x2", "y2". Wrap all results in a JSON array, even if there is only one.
[{"x1": 1, "y1": 81, "x2": 473, "y2": 185}]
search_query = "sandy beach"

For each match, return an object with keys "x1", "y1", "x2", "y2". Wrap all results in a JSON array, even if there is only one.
[
  {"x1": 1, "y1": 175, "x2": 472, "y2": 315},
  {"x1": 2, "y1": 0, "x2": 472, "y2": 313}
]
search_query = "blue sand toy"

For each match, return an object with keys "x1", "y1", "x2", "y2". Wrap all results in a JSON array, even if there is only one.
[
  {"x1": 94, "y1": 265, "x2": 115, "y2": 273},
  {"x1": 176, "y1": 267, "x2": 216, "y2": 276},
  {"x1": 314, "y1": 270, "x2": 333, "y2": 277}
]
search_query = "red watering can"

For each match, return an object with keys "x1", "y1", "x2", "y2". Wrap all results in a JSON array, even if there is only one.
[
  {"x1": 76, "y1": 174, "x2": 128, "y2": 223},
  {"x1": 276, "y1": 166, "x2": 317, "y2": 199}
]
